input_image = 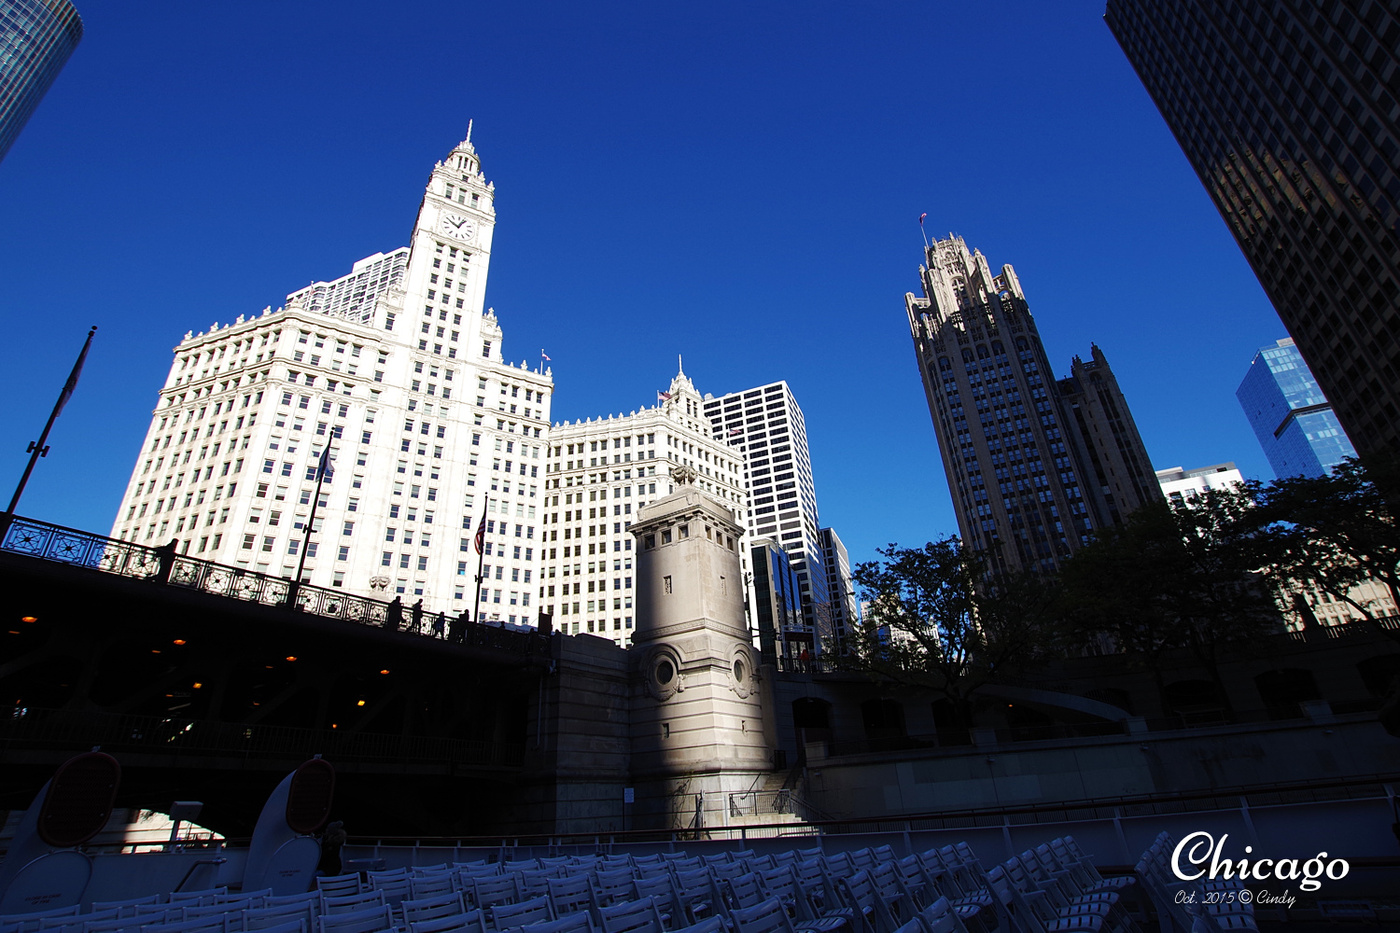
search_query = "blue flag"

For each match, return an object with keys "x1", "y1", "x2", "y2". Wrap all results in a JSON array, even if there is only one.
[{"x1": 316, "y1": 446, "x2": 334, "y2": 481}]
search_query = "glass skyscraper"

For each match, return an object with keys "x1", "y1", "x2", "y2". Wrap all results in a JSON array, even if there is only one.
[
  {"x1": 1238, "y1": 338, "x2": 1358, "y2": 478},
  {"x1": 1106, "y1": 0, "x2": 1400, "y2": 462},
  {"x1": 0, "y1": 0, "x2": 83, "y2": 163}
]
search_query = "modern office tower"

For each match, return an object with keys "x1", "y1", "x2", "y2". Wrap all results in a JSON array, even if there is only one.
[
  {"x1": 1106, "y1": 0, "x2": 1400, "y2": 460},
  {"x1": 818, "y1": 526, "x2": 858, "y2": 644},
  {"x1": 702, "y1": 382, "x2": 833, "y2": 652},
  {"x1": 1057, "y1": 345, "x2": 1164, "y2": 527},
  {"x1": 1155, "y1": 463, "x2": 1246, "y2": 506},
  {"x1": 111, "y1": 133, "x2": 553, "y2": 621},
  {"x1": 749, "y1": 538, "x2": 805, "y2": 663},
  {"x1": 543, "y1": 366, "x2": 745, "y2": 646},
  {"x1": 906, "y1": 235, "x2": 1159, "y2": 574},
  {"x1": 0, "y1": 0, "x2": 82, "y2": 163},
  {"x1": 1238, "y1": 337, "x2": 1359, "y2": 478}
]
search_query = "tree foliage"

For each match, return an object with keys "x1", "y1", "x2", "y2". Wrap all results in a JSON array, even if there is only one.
[
  {"x1": 1058, "y1": 487, "x2": 1281, "y2": 710},
  {"x1": 848, "y1": 537, "x2": 1061, "y2": 729},
  {"x1": 1250, "y1": 456, "x2": 1400, "y2": 633}
]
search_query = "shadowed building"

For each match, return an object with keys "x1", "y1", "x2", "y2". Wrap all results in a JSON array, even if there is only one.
[
  {"x1": 0, "y1": 0, "x2": 82, "y2": 163},
  {"x1": 1106, "y1": 0, "x2": 1400, "y2": 459},
  {"x1": 629, "y1": 467, "x2": 774, "y2": 831}
]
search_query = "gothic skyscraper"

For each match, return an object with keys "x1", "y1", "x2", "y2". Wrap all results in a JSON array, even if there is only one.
[{"x1": 906, "y1": 236, "x2": 1159, "y2": 573}]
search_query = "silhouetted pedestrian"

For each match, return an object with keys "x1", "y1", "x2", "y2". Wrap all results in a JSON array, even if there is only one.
[
  {"x1": 385, "y1": 596, "x2": 403, "y2": 630},
  {"x1": 411, "y1": 599, "x2": 424, "y2": 633},
  {"x1": 153, "y1": 538, "x2": 179, "y2": 584},
  {"x1": 318, "y1": 820, "x2": 347, "y2": 876},
  {"x1": 432, "y1": 611, "x2": 446, "y2": 638}
]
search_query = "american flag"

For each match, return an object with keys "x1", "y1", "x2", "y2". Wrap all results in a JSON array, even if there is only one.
[
  {"x1": 474, "y1": 514, "x2": 487, "y2": 553},
  {"x1": 657, "y1": 391, "x2": 672, "y2": 402}
]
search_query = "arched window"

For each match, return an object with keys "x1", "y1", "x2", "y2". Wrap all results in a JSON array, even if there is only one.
[
  {"x1": 861, "y1": 698, "x2": 907, "y2": 749},
  {"x1": 976, "y1": 344, "x2": 991, "y2": 360}
]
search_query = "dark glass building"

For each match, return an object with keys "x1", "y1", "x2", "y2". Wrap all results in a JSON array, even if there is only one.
[
  {"x1": 1238, "y1": 337, "x2": 1359, "y2": 477},
  {"x1": 0, "y1": 0, "x2": 83, "y2": 163},
  {"x1": 905, "y1": 236, "x2": 1160, "y2": 574},
  {"x1": 1106, "y1": 0, "x2": 1400, "y2": 459}
]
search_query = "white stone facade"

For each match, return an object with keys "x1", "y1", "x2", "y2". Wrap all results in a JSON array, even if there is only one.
[
  {"x1": 1154, "y1": 463, "x2": 1245, "y2": 504},
  {"x1": 542, "y1": 366, "x2": 745, "y2": 646},
  {"x1": 111, "y1": 134, "x2": 553, "y2": 620}
]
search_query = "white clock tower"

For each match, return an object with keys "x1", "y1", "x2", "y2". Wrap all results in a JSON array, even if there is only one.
[{"x1": 402, "y1": 124, "x2": 499, "y2": 353}]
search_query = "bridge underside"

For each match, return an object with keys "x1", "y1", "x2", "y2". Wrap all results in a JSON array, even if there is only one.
[{"x1": 0, "y1": 551, "x2": 552, "y2": 837}]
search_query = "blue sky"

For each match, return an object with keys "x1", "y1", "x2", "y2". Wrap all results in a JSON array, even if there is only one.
[{"x1": 0, "y1": 1, "x2": 1285, "y2": 570}]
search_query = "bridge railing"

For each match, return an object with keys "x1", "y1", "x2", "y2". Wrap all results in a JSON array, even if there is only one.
[
  {"x1": 0, "y1": 706, "x2": 525, "y2": 769},
  {"x1": 0, "y1": 513, "x2": 549, "y2": 656}
]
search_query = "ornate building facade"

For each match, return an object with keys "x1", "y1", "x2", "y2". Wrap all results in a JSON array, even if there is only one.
[{"x1": 111, "y1": 133, "x2": 552, "y2": 619}]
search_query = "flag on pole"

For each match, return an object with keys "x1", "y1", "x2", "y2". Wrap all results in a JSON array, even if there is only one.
[
  {"x1": 919, "y1": 212, "x2": 927, "y2": 226},
  {"x1": 541, "y1": 349, "x2": 551, "y2": 361},
  {"x1": 657, "y1": 390, "x2": 672, "y2": 402},
  {"x1": 315, "y1": 446, "x2": 335, "y2": 481},
  {"x1": 728, "y1": 427, "x2": 742, "y2": 436},
  {"x1": 55, "y1": 326, "x2": 96, "y2": 417},
  {"x1": 474, "y1": 513, "x2": 487, "y2": 553}
]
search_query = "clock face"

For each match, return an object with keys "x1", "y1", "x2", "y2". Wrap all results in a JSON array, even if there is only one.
[{"x1": 440, "y1": 212, "x2": 476, "y2": 242}]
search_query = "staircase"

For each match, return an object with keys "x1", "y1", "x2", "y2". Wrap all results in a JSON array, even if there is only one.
[{"x1": 725, "y1": 767, "x2": 823, "y2": 833}]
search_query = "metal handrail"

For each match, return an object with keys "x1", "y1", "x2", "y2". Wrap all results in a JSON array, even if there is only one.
[{"x1": 0, "y1": 513, "x2": 550, "y2": 656}]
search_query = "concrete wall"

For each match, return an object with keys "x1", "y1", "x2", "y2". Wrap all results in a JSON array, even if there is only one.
[{"x1": 803, "y1": 713, "x2": 1400, "y2": 818}]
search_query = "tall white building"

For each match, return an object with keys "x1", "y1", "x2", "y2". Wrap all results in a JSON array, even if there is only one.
[
  {"x1": 111, "y1": 132, "x2": 553, "y2": 621},
  {"x1": 701, "y1": 382, "x2": 834, "y2": 653},
  {"x1": 1154, "y1": 463, "x2": 1244, "y2": 506},
  {"x1": 542, "y1": 366, "x2": 745, "y2": 646}
]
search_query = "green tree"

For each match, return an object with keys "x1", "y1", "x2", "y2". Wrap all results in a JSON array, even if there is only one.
[
  {"x1": 1252, "y1": 456, "x2": 1400, "y2": 635},
  {"x1": 848, "y1": 538, "x2": 1061, "y2": 732},
  {"x1": 1059, "y1": 488, "x2": 1280, "y2": 714}
]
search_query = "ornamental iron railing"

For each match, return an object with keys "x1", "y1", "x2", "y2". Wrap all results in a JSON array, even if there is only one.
[{"x1": 0, "y1": 513, "x2": 550, "y2": 657}]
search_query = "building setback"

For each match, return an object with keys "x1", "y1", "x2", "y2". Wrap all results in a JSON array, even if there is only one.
[
  {"x1": 906, "y1": 235, "x2": 1159, "y2": 574},
  {"x1": 542, "y1": 366, "x2": 745, "y2": 646},
  {"x1": 1057, "y1": 345, "x2": 1163, "y2": 527},
  {"x1": 1238, "y1": 337, "x2": 1359, "y2": 478},
  {"x1": 702, "y1": 383, "x2": 834, "y2": 653},
  {"x1": 1106, "y1": 0, "x2": 1400, "y2": 460},
  {"x1": 0, "y1": 0, "x2": 83, "y2": 163},
  {"x1": 111, "y1": 134, "x2": 553, "y2": 621},
  {"x1": 818, "y1": 526, "x2": 858, "y2": 646}
]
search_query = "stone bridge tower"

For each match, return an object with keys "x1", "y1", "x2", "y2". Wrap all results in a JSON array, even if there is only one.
[{"x1": 629, "y1": 467, "x2": 773, "y2": 831}]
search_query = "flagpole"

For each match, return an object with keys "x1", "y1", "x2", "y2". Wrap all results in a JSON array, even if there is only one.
[
  {"x1": 473, "y1": 494, "x2": 489, "y2": 621},
  {"x1": 294, "y1": 448, "x2": 332, "y2": 585},
  {"x1": 5, "y1": 326, "x2": 97, "y2": 519}
]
